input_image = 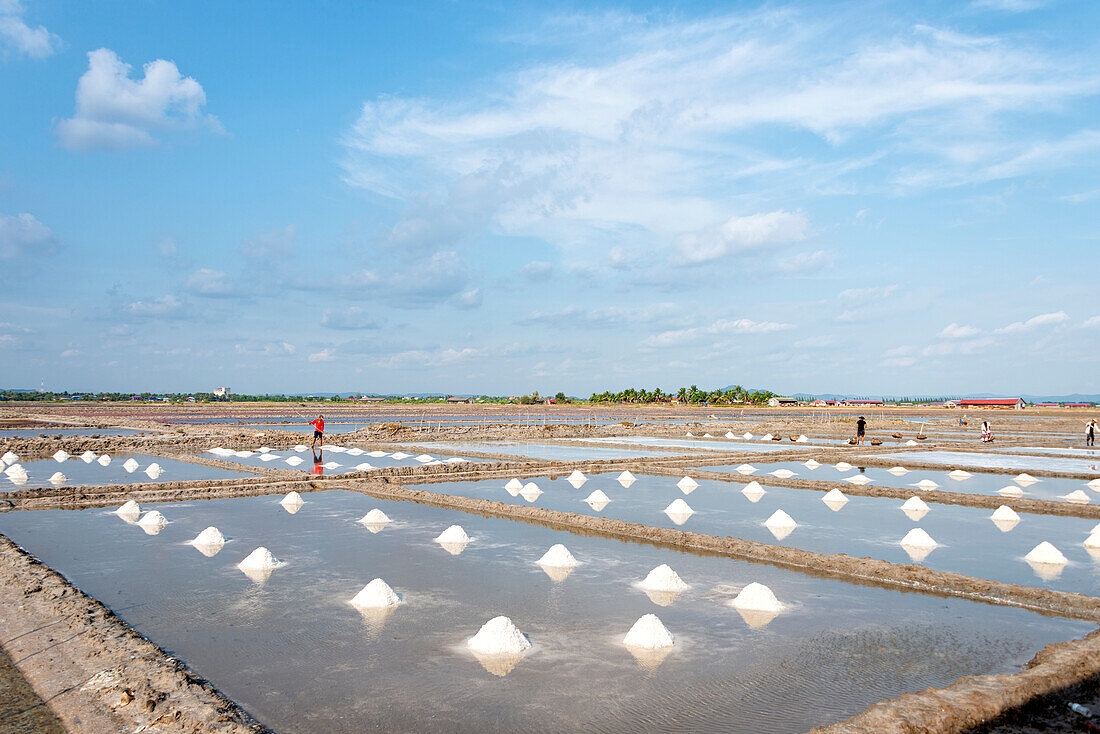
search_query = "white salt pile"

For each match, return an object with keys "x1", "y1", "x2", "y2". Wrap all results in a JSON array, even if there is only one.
[
  {"x1": 53, "y1": 450, "x2": 69, "y2": 462},
  {"x1": 96, "y1": 454, "x2": 111, "y2": 466},
  {"x1": 914, "y1": 479, "x2": 939, "y2": 490},
  {"x1": 1024, "y1": 541, "x2": 1067, "y2": 565},
  {"x1": 257, "y1": 446, "x2": 272, "y2": 453},
  {"x1": 741, "y1": 481, "x2": 766, "y2": 502},
  {"x1": 835, "y1": 462, "x2": 853, "y2": 471},
  {"x1": 685, "y1": 432, "x2": 694, "y2": 437},
  {"x1": 584, "y1": 489, "x2": 610, "y2": 505},
  {"x1": 259, "y1": 453, "x2": 280, "y2": 462},
  {"x1": 1090, "y1": 479, "x2": 1100, "y2": 489},
  {"x1": 3, "y1": 463, "x2": 24, "y2": 476},
  {"x1": 323, "y1": 461, "x2": 341, "y2": 469},
  {"x1": 189, "y1": 526, "x2": 226, "y2": 554},
  {"x1": 294, "y1": 444, "x2": 309, "y2": 452},
  {"x1": 821, "y1": 488, "x2": 848, "y2": 510},
  {"x1": 354, "y1": 462, "x2": 375, "y2": 471},
  {"x1": 900, "y1": 528, "x2": 937, "y2": 549},
  {"x1": 367, "y1": 450, "x2": 387, "y2": 457},
  {"x1": 359, "y1": 508, "x2": 391, "y2": 525},
  {"x1": 435, "y1": 525, "x2": 470, "y2": 544},
  {"x1": 804, "y1": 459, "x2": 820, "y2": 469},
  {"x1": 505, "y1": 478, "x2": 523, "y2": 491},
  {"x1": 703, "y1": 433, "x2": 713, "y2": 438},
  {"x1": 948, "y1": 469, "x2": 972, "y2": 480},
  {"x1": 390, "y1": 452, "x2": 411, "y2": 460},
  {"x1": 887, "y1": 466, "x2": 909, "y2": 476},
  {"x1": 566, "y1": 469, "x2": 586, "y2": 487},
  {"x1": 346, "y1": 448, "x2": 365, "y2": 456},
  {"x1": 901, "y1": 496, "x2": 929, "y2": 513},
  {"x1": 725, "y1": 431, "x2": 736, "y2": 439},
  {"x1": 238, "y1": 547, "x2": 282, "y2": 573},
  {"x1": 844, "y1": 475, "x2": 872, "y2": 485},
  {"x1": 664, "y1": 498, "x2": 694, "y2": 523},
  {"x1": 326, "y1": 446, "x2": 346, "y2": 453},
  {"x1": 1084, "y1": 532, "x2": 1100, "y2": 549},
  {"x1": 1015, "y1": 473, "x2": 1039, "y2": 485},
  {"x1": 1061, "y1": 490, "x2": 1090, "y2": 504},
  {"x1": 80, "y1": 451, "x2": 97, "y2": 462},
  {"x1": 48, "y1": 471, "x2": 67, "y2": 484},
  {"x1": 731, "y1": 582, "x2": 784, "y2": 612},
  {"x1": 235, "y1": 450, "x2": 254, "y2": 458},
  {"x1": 906, "y1": 440, "x2": 919, "y2": 446},
  {"x1": 144, "y1": 462, "x2": 163, "y2": 478},
  {"x1": 520, "y1": 482, "x2": 543, "y2": 502},
  {"x1": 638, "y1": 564, "x2": 689, "y2": 593},
  {"x1": 761, "y1": 433, "x2": 774, "y2": 441},
  {"x1": 769, "y1": 469, "x2": 796, "y2": 479},
  {"x1": 350, "y1": 578, "x2": 401, "y2": 609},
  {"x1": 796, "y1": 435, "x2": 809, "y2": 443},
  {"x1": 137, "y1": 510, "x2": 167, "y2": 527},
  {"x1": 285, "y1": 456, "x2": 304, "y2": 466},
  {"x1": 623, "y1": 614, "x2": 674, "y2": 650},
  {"x1": 536, "y1": 544, "x2": 579, "y2": 568},
  {"x1": 735, "y1": 464, "x2": 757, "y2": 474},
  {"x1": 468, "y1": 616, "x2": 531, "y2": 655},
  {"x1": 444, "y1": 457, "x2": 467, "y2": 464},
  {"x1": 991, "y1": 506, "x2": 1019, "y2": 522},
  {"x1": 617, "y1": 470, "x2": 636, "y2": 487},
  {"x1": 280, "y1": 491, "x2": 304, "y2": 506},
  {"x1": 764, "y1": 510, "x2": 797, "y2": 540},
  {"x1": 743, "y1": 432, "x2": 753, "y2": 439},
  {"x1": 0, "y1": 451, "x2": 17, "y2": 465},
  {"x1": 998, "y1": 485, "x2": 1024, "y2": 497},
  {"x1": 677, "y1": 476, "x2": 699, "y2": 494},
  {"x1": 415, "y1": 454, "x2": 434, "y2": 463},
  {"x1": 115, "y1": 500, "x2": 140, "y2": 517}
]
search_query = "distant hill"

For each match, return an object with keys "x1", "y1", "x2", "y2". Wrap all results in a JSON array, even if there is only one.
[{"x1": 784, "y1": 392, "x2": 1100, "y2": 403}]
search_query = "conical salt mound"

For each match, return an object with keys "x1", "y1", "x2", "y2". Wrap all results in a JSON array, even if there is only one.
[
  {"x1": 741, "y1": 481, "x2": 766, "y2": 501},
  {"x1": 906, "y1": 440, "x2": 918, "y2": 446},
  {"x1": 536, "y1": 544, "x2": 579, "y2": 568},
  {"x1": 617, "y1": 470, "x2": 636, "y2": 484},
  {"x1": 97, "y1": 454, "x2": 111, "y2": 466},
  {"x1": 901, "y1": 497, "x2": 929, "y2": 512},
  {"x1": 280, "y1": 491, "x2": 304, "y2": 506},
  {"x1": 804, "y1": 459, "x2": 820, "y2": 469},
  {"x1": 1061, "y1": 490, "x2": 1090, "y2": 504},
  {"x1": 731, "y1": 582, "x2": 783, "y2": 613},
  {"x1": 761, "y1": 433, "x2": 774, "y2": 441},
  {"x1": 822, "y1": 488, "x2": 848, "y2": 505},
  {"x1": 137, "y1": 510, "x2": 167, "y2": 527},
  {"x1": 835, "y1": 462, "x2": 853, "y2": 471},
  {"x1": 1089, "y1": 479, "x2": 1100, "y2": 489},
  {"x1": 796, "y1": 435, "x2": 808, "y2": 443},
  {"x1": 520, "y1": 483, "x2": 543, "y2": 502},
  {"x1": 360, "y1": 509, "x2": 390, "y2": 525},
  {"x1": 764, "y1": 509, "x2": 797, "y2": 529},
  {"x1": 584, "y1": 489, "x2": 610, "y2": 504},
  {"x1": 115, "y1": 500, "x2": 140, "y2": 516},
  {"x1": 144, "y1": 462, "x2": 163, "y2": 477},
  {"x1": 0, "y1": 451, "x2": 17, "y2": 465},
  {"x1": 769, "y1": 469, "x2": 795, "y2": 479},
  {"x1": 468, "y1": 616, "x2": 531, "y2": 655},
  {"x1": 914, "y1": 479, "x2": 939, "y2": 490},
  {"x1": 80, "y1": 451, "x2": 97, "y2": 462},
  {"x1": 725, "y1": 431, "x2": 736, "y2": 439},
  {"x1": 52, "y1": 450, "x2": 69, "y2": 462},
  {"x1": 664, "y1": 499, "x2": 693, "y2": 516},
  {"x1": 1083, "y1": 532, "x2": 1100, "y2": 549},
  {"x1": 844, "y1": 475, "x2": 872, "y2": 485},
  {"x1": 367, "y1": 450, "x2": 386, "y2": 457},
  {"x1": 435, "y1": 525, "x2": 469, "y2": 544},
  {"x1": 294, "y1": 444, "x2": 309, "y2": 452},
  {"x1": 887, "y1": 466, "x2": 909, "y2": 476},
  {"x1": 743, "y1": 432, "x2": 753, "y2": 439},
  {"x1": 900, "y1": 528, "x2": 937, "y2": 549},
  {"x1": 1024, "y1": 541, "x2": 1067, "y2": 565},
  {"x1": 567, "y1": 470, "x2": 586, "y2": 483},
  {"x1": 948, "y1": 470, "x2": 971, "y2": 480},
  {"x1": 4, "y1": 463, "x2": 25, "y2": 477},
  {"x1": 623, "y1": 614, "x2": 674, "y2": 650},
  {"x1": 998, "y1": 485, "x2": 1024, "y2": 497},
  {"x1": 238, "y1": 547, "x2": 281, "y2": 570},
  {"x1": 991, "y1": 506, "x2": 1019, "y2": 522},
  {"x1": 346, "y1": 448, "x2": 364, "y2": 456},
  {"x1": 350, "y1": 578, "x2": 401, "y2": 609},
  {"x1": 685, "y1": 432, "x2": 694, "y2": 437},
  {"x1": 191, "y1": 526, "x2": 226, "y2": 547},
  {"x1": 703, "y1": 433, "x2": 713, "y2": 438},
  {"x1": 677, "y1": 476, "x2": 699, "y2": 493},
  {"x1": 638, "y1": 564, "x2": 689, "y2": 593},
  {"x1": 354, "y1": 462, "x2": 374, "y2": 471},
  {"x1": 736, "y1": 464, "x2": 757, "y2": 474},
  {"x1": 390, "y1": 452, "x2": 411, "y2": 460},
  {"x1": 48, "y1": 472, "x2": 67, "y2": 484}
]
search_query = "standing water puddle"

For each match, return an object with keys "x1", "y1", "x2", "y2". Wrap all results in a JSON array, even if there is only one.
[
  {"x1": 412, "y1": 473, "x2": 1100, "y2": 595},
  {"x1": 0, "y1": 490, "x2": 1091, "y2": 733},
  {"x1": 204, "y1": 447, "x2": 482, "y2": 474},
  {"x1": 868, "y1": 451, "x2": 1100, "y2": 475},
  {"x1": 402, "y1": 441, "x2": 674, "y2": 461},
  {"x1": 2, "y1": 454, "x2": 254, "y2": 490}
]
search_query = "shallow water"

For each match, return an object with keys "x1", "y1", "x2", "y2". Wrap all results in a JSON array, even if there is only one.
[
  {"x1": 403, "y1": 441, "x2": 673, "y2": 461},
  {"x1": 0, "y1": 428, "x2": 151, "y2": 437},
  {"x1": 415, "y1": 473, "x2": 1100, "y2": 595},
  {"x1": 205, "y1": 447, "x2": 481, "y2": 474},
  {"x1": 695, "y1": 461, "x2": 1094, "y2": 504},
  {"x1": 870, "y1": 451, "x2": 1100, "y2": 475},
  {"x1": 0, "y1": 490, "x2": 1090, "y2": 734},
  {"x1": 995, "y1": 447, "x2": 1100, "y2": 458},
  {"x1": 574, "y1": 437, "x2": 816, "y2": 453},
  {"x1": 2, "y1": 454, "x2": 254, "y2": 490}
]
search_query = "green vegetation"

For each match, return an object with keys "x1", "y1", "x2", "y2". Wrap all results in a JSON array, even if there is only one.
[{"x1": 587, "y1": 385, "x2": 776, "y2": 405}]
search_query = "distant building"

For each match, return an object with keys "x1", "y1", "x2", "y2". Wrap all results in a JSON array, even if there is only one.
[
  {"x1": 767, "y1": 397, "x2": 799, "y2": 407},
  {"x1": 956, "y1": 398, "x2": 1026, "y2": 410},
  {"x1": 446, "y1": 396, "x2": 471, "y2": 404},
  {"x1": 846, "y1": 399, "x2": 884, "y2": 406},
  {"x1": 1064, "y1": 402, "x2": 1094, "y2": 408},
  {"x1": 213, "y1": 387, "x2": 230, "y2": 398}
]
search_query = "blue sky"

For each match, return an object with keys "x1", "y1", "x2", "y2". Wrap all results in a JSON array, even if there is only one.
[{"x1": 1, "y1": 0, "x2": 1098, "y2": 396}]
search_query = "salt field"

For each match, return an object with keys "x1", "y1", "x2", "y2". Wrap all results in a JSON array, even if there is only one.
[
  {"x1": 693, "y1": 461, "x2": 1095, "y2": 503},
  {"x1": 574, "y1": 437, "x2": 814, "y2": 453},
  {"x1": 0, "y1": 428, "x2": 152, "y2": 437},
  {"x1": 203, "y1": 446, "x2": 481, "y2": 473},
  {"x1": 869, "y1": 451, "x2": 1100, "y2": 475},
  {"x1": 412, "y1": 473, "x2": 1100, "y2": 594},
  {"x1": 0, "y1": 489, "x2": 1090, "y2": 733},
  {"x1": 401, "y1": 441, "x2": 673, "y2": 461},
  {"x1": 0, "y1": 453, "x2": 254, "y2": 490}
]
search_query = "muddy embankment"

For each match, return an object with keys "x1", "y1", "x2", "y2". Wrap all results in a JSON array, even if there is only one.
[{"x1": 0, "y1": 534, "x2": 268, "y2": 733}]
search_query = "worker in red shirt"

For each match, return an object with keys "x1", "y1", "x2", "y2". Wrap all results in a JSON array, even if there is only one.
[{"x1": 309, "y1": 414, "x2": 324, "y2": 448}]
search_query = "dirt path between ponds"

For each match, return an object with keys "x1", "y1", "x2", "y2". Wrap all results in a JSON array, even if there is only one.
[{"x1": 0, "y1": 535, "x2": 269, "y2": 734}]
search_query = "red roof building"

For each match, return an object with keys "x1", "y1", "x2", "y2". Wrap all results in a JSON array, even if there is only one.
[{"x1": 956, "y1": 398, "x2": 1026, "y2": 409}]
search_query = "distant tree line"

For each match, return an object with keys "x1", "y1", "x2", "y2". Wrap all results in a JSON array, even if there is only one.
[{"x1": 588, "y1": 385, "x2": 776, "y2": 405}]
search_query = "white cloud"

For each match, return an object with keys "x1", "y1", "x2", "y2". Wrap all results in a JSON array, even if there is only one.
[
  {"x1": 0, "y1": 333, "x2": 15, "y2": 348},
  {"x1": 838, "y1": 285, "x2": 900, "y2": 302},
  {"x1": 520, "y1": 303, "x2": 680, "y2": 329},
  {"x1": 0, "y1": 0, "x2": 61, "y2": 58},
  {"x1": 675, "y1": 211, "x2": 809, "y2": 264},
  {"x1": 970, "y1": 0, "x2": 1045, "y2": 11},
  {"x1": 776, "y1": 250, "x2": 830, "y2": 274},
  {"x1": 240, "y1": 225, "x2": 295, "y2": 259},
  {"x1": 0, "y1": 212, "x2": 57, "y2": 259},
  {"x1": 376, "y1": 347, "x2": 483, "y2": 370},
  {"x1": 920, "y1": 337, "x2": 996, "y2": 356},
  {"x1": 56, "y1": 48, "x2": 221, "y2": 152},
  {"x1": 1084, "y1": 315, "x2": 1100, "y2": 328},
  {"x1": 321, "y1": 306, "x2": 380, "y2": 330},
  {"x1": 995, "y1": 310, "x2": 1069, "y2": 334},
  {"x1": 184, "y1": 268, "x2": 235, "y2": 296},
  {"x1": 308, "y1": 348, "x2": 336, "y2": 363},
  {"x1": 939, "y1": 323, "x2": 980, "y2": 339},
  {"x1": 452, "y1": 288, "x2": 482, "y2": 309},
  {"x1": 644, "y1": 318, "x2": 793, "y2": 347},
  {"x1": 519, "y1": 261, "x2": 553, "y2": 280},
  {"x1": 60, "y1": 348, "x2": 80, "y2": 358},
  {"x1": 123, "y1": 294, "x2": 186, "y2": 318},
  {"x1": 881, "y1": 356, "x2": 917, "y2": 367},
  {"x1": 234, "y1": 341, "x2": 295, "y2": 357}
]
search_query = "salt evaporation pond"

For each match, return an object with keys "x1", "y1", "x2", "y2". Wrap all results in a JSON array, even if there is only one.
[
  {"x1": 402, "y1": 441, "x2": 669, "y2": 461},
  {"x1": 205, "y1": 448, "x2": 481, "y2": 474},
  {"x1": 1, "y1": 454, "x2": 254, "y2": 490},
  {"x1": 694, "y1": 461, "x2": 1093, "y2": 504},
  {"x1": 869, "y1": 451, "x2": 1100, "y2": 475},
  {"x1": 0, "y1": 490, "x2": 1090, "y2": 734},
  {"x1": 574, "y1": 437, "x2": 814, "y2": 453},
  {"x1": 415, "y1": 473, "x2": 1100, "y2": 595},
  {"x1": 0, "y1": 428, "x2": 152, "y2": 437},
  {"x1": 994, "y1": 447, "x2": 1100, "y2": 458}
]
